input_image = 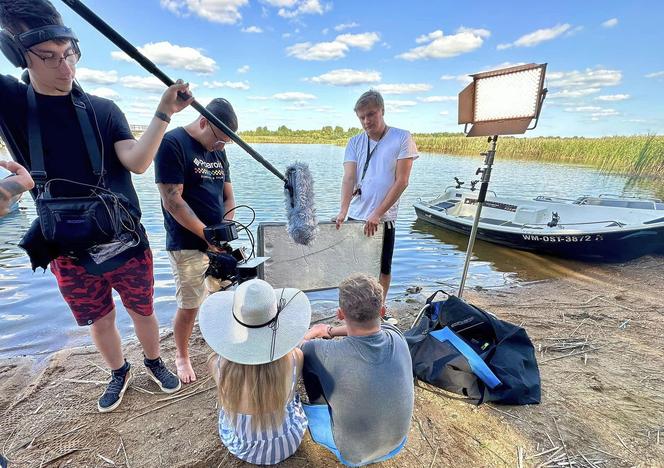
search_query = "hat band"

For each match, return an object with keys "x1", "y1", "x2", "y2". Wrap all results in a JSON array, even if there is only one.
[
  {"x1": 230, "y1": 290, "x2": 302, "y2": 362},
  {"x1": 232, "y1": 311, "x2": 279, "y2": 329}
]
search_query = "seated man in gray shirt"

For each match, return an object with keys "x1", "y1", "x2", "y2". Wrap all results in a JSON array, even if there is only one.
[{"x1": 301, "y1": 273, "x2": 414, "y2": 466}]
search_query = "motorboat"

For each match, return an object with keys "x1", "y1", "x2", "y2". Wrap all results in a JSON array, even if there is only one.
[{"x1": 413, "y1": 180, "x2": 664, "y2": 262}]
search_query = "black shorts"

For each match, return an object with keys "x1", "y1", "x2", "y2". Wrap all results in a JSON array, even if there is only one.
[{"x1": 380, "y1": 221, "x2": 396, "y2": 275}]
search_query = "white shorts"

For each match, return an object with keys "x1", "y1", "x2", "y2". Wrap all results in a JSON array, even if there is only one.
[{"x1": 168, "y1": 250, "x2": 210, "y2": 309}]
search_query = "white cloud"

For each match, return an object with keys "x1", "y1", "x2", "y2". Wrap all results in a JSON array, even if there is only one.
[
  {"x1": 418, "y1": 95, "x2": 456, "y2": 103},
  {"x1": 564, "y1": 106, "x2": 620, "y2": 120},
  {"x1": 595, "y1": 94, "x2": 629, "y2": 101},
  {"x1": 416, "y1": 30, "x2": 444, "y2": 44},
  {"x1": 242, "y1": 26, "x2": 263, "y2": 33},
  {"x1": 272, "y1": 92, "x2": 317, "y2": 101},
  {"x1": 90, "y1": 87, "x2": 121, "y2": 100},
  {"x1": 284, "y1": 103, "x2": 333, "y2": 112},
  {"x1": 439, "y1": 110, "x2": 449, "y2": 116},
  {"x1": 440, "y1": 74, "x2": 456, "y2": 80},
  {"x1": 262, "y1": 0, "x2": 298, "y2": 7},
  {"x1": 497, "y1": 23, "x2": 571, "y2": 50},
  {"x1": 270, "y1": 0, "x2": 330, "y2": 18},
  {"x1": 308, "y1": 68, "x2": 381, "y2": 86},
  {"x1": 334, "y1": 22, "x2": 359, "y2": 32},
  {"x1": 247, "y1": 95, "x2": 271, "y2": 100},
  {"x1": 111, "y1": 41, "x2": 217, "y2": 74},
  {"x1": 397, "y1": 27, "x2": 490, "y2": 61},
  {"x1": 121, "y1": 75, "x2": 167, "y2": 92},
  {"x1": 160, "y1": 0, "x2": 249, "y2": 25},
  {"x1": 602, "y1": 18, "x2": 618, "y2": 28},
  {"x1": 76, "y1": 67, "x2": 119, "y2": 85},
  {"x1": 565, "y1": 106, "x2": 603, "y2": 112},
  {"x1": 374, "y1": 83, "x2": 433, "y2": 95},
  {"x1": 645, "y1": 71, "x2": 664, "y2": 78},
  {"x1": 286, "y1": 41, "x2": 348, "y2": 60},
  {"x1": 203, "y1": 80, "x2": 250, "y2": 90},
  {"x1": 335, "y1": 32, "x2": 380, "y2": 50},
  {"x1": 548, "y1": 68, "x2": 622, "y2": 89},
  {"x1": 549, "y1": 88, "x2": 601, "y2": 99},
  {"x1": 237, "y1": 65, "x2": 250, "y2": 74},
  {"x1": 286, "y1": 32, "x2": 380, "y2": 60},
  {"x1": 385, "y1": 99, "x2": 417, "y2": 113}
]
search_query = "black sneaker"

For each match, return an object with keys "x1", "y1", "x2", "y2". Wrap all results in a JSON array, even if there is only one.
[
  {"x1": 144, "y1": 356, "x2": 181, "y2": 394},
  {"x1": 98, "y1": 361, "x2": 133, "y2": 413}
]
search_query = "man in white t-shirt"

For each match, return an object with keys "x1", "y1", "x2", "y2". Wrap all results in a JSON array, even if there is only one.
[{"x1": 334, "y1": 90, "x2": 418, "y2": 307}]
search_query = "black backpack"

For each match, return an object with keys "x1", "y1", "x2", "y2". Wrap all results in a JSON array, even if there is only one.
[{"x1": 405, "y1": 291, "x2": 541, "y2": 405}]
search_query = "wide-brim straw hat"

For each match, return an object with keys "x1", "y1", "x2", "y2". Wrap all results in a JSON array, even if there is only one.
[{"x1": 199, "y1": 279, "x2": 311, "y2": 365}]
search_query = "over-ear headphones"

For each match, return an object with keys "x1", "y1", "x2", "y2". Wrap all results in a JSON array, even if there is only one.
[{"x1": 0, "y1": 25, "x2": 78, "y2": 69}]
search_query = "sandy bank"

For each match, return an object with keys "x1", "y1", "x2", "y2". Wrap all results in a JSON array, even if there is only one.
[{"x1": 1, "y1": 256, "x2": 663, "y2": 467}]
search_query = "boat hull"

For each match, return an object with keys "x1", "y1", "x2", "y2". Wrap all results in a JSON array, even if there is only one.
[{"x1": 414, "y1": 204, "x2": 664, "y2": 262}]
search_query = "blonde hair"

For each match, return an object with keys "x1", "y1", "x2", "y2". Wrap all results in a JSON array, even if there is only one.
[
  {"x1": 354, "y1": 89, "x2": 384, "y2": 112},
  {"x1": 339, "y1": 273, "x2": 383, "y2": 324},
  {"x1": 217, "y1": 353, "x2": 291, "y2": 431}
]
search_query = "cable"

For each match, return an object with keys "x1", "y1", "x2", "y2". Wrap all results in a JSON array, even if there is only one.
[{"x1": 222, "y1": 205, "x2": 257, "y2": 259}]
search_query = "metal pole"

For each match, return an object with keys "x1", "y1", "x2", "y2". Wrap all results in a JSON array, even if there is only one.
[{"x1": 458, "y1": 135, "x2": 498, "y2": 298}]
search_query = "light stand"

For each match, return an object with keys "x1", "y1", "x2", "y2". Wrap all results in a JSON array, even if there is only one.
[
  {"x1": 456, "y1": 63, "x2": 547, "y2": 298},
  {"x1": 457, "y1": 135, "x2": 497, "y2": 297}
]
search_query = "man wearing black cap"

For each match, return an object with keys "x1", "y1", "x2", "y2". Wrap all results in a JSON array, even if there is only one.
[
  {"x1": 155, "y1": 98, "x2": 238, "y2": 384},
  {"x1": 0, "y1": 0, "x2": 193, "y2": 412}
]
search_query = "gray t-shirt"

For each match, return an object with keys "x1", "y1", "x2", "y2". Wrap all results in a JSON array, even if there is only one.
[{"x1": 302, "y1": 324, "x2": 414, "y2": 465}]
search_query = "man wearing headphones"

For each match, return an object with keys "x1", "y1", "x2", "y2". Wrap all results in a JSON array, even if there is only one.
[{"x1": 0, "y1": 0, "x2": 192, "y2": 412}]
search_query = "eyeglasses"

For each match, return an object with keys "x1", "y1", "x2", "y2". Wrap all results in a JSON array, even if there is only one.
[
  {"x1": 209, "y1": 124, "x2": 234, "y2": 145},
  {"x1": 28, "y1": 49, "x2": 80, "y2": 69}
]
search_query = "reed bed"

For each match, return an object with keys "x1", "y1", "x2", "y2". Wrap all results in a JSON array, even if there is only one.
[
  {"x1": 3, "y1": 128, "x2": 661, "y2": 177},
  {"x1": 238, "y1": 130, "x2": 664, "y2": 178}
]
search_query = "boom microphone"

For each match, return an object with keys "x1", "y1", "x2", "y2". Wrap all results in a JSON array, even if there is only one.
[
  {"x1": 60, "y1": 0, "x2": 318, "y2": 245},
  {"x1": 285, "y1": 162, "x2": 318, "y2": 245}
]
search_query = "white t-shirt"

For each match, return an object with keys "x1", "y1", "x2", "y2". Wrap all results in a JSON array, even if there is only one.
[{"x1": 343, "y1": 127, "x2": 418, "y2": 222}]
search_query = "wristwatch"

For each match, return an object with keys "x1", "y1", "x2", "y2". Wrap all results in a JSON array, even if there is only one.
[{"x1": 326, "y1": 325, "x2": 334, "y2": 339}]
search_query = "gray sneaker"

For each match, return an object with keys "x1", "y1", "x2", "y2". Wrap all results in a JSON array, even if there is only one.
[
  {"x1": 144, "y1": 357, "x2": 181, "y2": 393},
  {"x1": 98, "y1": 361, "x2": 133, "y2": 413}
]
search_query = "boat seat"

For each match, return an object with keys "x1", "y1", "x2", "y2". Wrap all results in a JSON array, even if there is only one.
[{"x1": 513, "y1": 207, "x2": 549, "y2": 226}]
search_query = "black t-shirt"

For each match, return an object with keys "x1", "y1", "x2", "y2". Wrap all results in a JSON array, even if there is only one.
[
  {"x1": 154, "y1": 127, "x2": 231, "y2": 252},
  {"x1": 0, "y1": 74, "x2": 147, "y2": 272}
]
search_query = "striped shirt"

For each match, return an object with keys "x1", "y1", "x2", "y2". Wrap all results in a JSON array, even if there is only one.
[{"x1": 217, "y1": 352, "x2": 308, "y2": 465}]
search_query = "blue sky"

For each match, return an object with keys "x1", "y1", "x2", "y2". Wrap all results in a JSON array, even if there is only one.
[{"x1": 3, "y1": 0, "x2": 663, "y2": 137}]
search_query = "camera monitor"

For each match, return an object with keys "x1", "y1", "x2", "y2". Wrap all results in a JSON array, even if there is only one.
[{"x1": 257, "y1": 221, "x2": 383, "y2": 291}]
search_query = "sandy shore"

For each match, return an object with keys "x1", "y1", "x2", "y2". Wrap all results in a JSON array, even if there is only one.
[{"x1": 1, "y1": 255, "x2": 663, "y2": 467}]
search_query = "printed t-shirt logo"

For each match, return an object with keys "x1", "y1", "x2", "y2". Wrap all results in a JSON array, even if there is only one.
[{"x1": 193, "y1": 156, "x2": 225, "y2": 179}]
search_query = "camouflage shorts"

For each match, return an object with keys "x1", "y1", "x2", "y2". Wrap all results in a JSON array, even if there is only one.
[{"x1": 51, "y1": 249, "x2": 154, "y2": 326}]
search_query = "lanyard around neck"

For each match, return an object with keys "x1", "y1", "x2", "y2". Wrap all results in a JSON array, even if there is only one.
[{"x1": 360, "y1": 126, "x2": 388, "y2": 183}]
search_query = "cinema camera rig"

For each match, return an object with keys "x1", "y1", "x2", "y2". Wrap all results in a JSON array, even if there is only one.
[{"x1": 203, "y1": 217, "x2": 268, "y2": 292}]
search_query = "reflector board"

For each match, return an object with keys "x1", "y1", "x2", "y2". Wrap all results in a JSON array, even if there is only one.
[{"x1": 257, "y1": 221, "x2": 383, "y2": 291}]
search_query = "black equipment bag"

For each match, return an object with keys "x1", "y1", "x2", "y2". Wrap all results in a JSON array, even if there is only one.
[
  {"x1": 26, "y1": 83, "x2": 138, "y2": 250},
  {"x1": 405, "y1": 290, "x2": 541, "y2": 405}
]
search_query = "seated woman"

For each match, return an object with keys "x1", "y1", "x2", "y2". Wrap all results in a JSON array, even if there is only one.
[{"x1": 200, "y1": 278, "x2": 311, "y2": 465}]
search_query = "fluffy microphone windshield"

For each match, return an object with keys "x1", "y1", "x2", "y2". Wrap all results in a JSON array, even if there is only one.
[{"x1": 284, "y1": 162, "x2": 318, "y2": 245}]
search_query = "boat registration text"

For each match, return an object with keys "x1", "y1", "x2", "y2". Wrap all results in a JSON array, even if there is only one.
[{"x1": 522, "y1": 234, "x2": 604, "y2": 242}]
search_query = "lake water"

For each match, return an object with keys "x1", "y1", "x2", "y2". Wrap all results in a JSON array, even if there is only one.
[{"x1": 0, "y1": 143, "x2": 660, "y2": 358}]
